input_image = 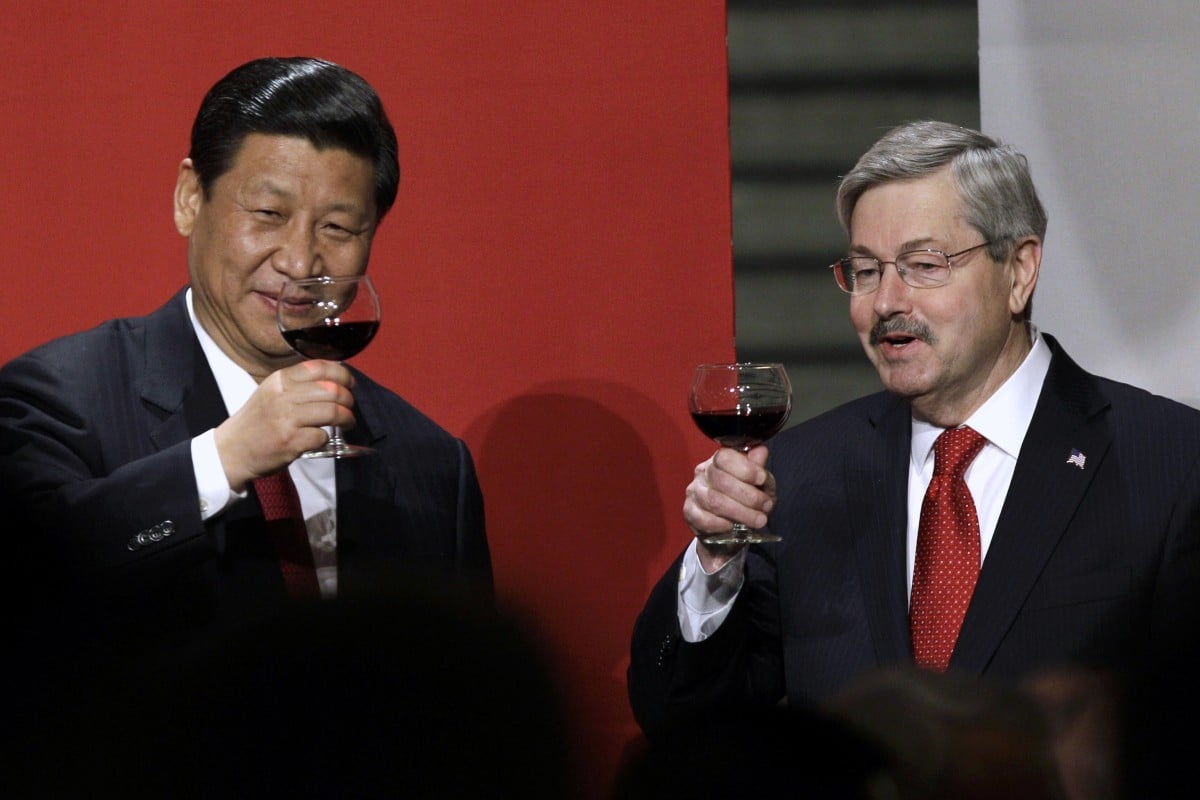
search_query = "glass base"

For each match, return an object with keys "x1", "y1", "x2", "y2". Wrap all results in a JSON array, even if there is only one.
[
  {"x1": 299, "y1": 441, "x2": 375, "y2": 459},
  {"x1": 699, "y1": 525, "x2": 781, "y2": 546}
]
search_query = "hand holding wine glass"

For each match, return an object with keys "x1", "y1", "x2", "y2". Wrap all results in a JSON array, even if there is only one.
[
  {"x1": 276, "y1": 275, "x2": 381, "y2": 459},
  {"x1": 689, "y1": 362, "x2": 791, "y2": 545}
]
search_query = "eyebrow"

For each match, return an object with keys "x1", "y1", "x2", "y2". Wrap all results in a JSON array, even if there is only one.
[
  {"x1": 848, "y1": 238, "x2": 941, "y2": 257},
  {"x1": 245, "y1": 180, "x2": 370, "y2": 218},
  {"x1": 246, "y1": 180, "x2": 294, "y2": 201}
]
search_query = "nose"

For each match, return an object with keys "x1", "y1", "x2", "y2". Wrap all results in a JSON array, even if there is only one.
[
  {"x1": 871, "y1": 262, "x2": 912, "y2": 318},
  {"x1": 273, "y1": 222, "x2": 321, "y2": 279}
]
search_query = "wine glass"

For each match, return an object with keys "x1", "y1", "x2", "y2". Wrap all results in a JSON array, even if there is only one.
[
  {"x1": 689, "y1": 362, "x2": 792, "y2": 545},
  {"x1": 276, "y1": 275, "x2": 381, "y2": 459}
]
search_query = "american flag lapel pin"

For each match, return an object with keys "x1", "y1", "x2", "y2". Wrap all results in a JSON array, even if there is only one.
[{"x1": 1066, "y1": 449, "x2": 1087, "y2": 469}]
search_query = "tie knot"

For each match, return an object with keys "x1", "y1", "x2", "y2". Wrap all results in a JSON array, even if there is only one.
[{"x1": 932, "y1": 426, "x2": 987, "y2": 478}]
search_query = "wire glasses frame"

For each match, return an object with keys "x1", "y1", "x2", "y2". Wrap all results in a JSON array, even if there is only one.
[{"x1": 830, "y1": 241, "x2": 993, "y2": 295}]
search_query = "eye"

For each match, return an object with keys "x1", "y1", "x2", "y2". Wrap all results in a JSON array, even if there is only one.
[
  {"x1": 255, "y1": 209, "x2": 283, "y2": 220},
  {"x1": 321, "y1": 222, "x2": 355, "y2": 240},
  {"x1": 908, "y1": 259, "x2": 942, "y2": 273},
  {"x1": 849, "y1": 260, "x2": 879, "y2": 280}
]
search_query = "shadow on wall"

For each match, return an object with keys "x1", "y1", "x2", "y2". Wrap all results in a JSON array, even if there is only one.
[{"x1": 464, "y1": 380, "x2": 695, "y2": 791}]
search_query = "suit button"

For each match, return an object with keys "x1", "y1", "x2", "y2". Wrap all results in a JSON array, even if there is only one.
[
  {"x1": 160, "y1": 520, "x2": 175, "y2": 537},
  {"x1": 127, "y1": 537, "x2": 141, "y2": 551},
  {"x1": 136, "y1": 532, "x2": 152, "y2": 546}
]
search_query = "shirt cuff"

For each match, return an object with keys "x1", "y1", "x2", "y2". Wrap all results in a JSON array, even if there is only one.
[
  {"x1": 677, "y1": 539, "x2": 747, "y2": 642},
  {"x1": 191, "y1": 429, "x2": 244, "y2": 520}
]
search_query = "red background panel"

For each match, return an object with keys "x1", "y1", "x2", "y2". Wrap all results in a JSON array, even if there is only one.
[{"x1": 1, "y1": 2, "x2": 733, "y2": 793}]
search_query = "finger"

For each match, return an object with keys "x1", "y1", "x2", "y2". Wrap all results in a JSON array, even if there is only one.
[
  {"x1": 760, "y1": 470, "x2": 777, "y2": 505},
  {"x1": 711, "y1": 446, "x2": 769, "y2": 488},
  {"x1": 685, "y1": 493, "x2": 768, "y2": 533},
  {"x1": 685, "y1": 476, "x2": 770, "y2": 532},
  {"x1": 291, "y1": 408, "x2": 356, "y2": 434},
  {"x1": 703, "y1": 458, "x2": 774, "y2": 513},
  {"x1": 286, "y1": 359, "x2": 354, "y2": 387},
  {"x1": 287, "y1": 380, "x2": 357, "y2": 411},
  {"x1": 744, "y1": 445, "x2": 776, "y2": 503},
  {"x1": 267, "y1": 365, "x2": 356, "y2": 411},
  {"x1": 745, "y1": 444, "x2": 770, "y2": 468},
  {"x1": 692, "y1": 455, "x2": 772, "y2": 512},
  {"x1": 290, "y1": 426, "x2": 333, "y2": 458}
]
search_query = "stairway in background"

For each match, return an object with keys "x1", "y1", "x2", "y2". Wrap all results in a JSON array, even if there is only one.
[{"x1": 729, "y1": 0, "x2": 980, "y2": 425}]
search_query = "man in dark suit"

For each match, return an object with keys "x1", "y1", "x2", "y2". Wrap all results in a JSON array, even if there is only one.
[
  {"x1": 0, "y1": 58, "x2": 491, "y2": 668},
  {"x1": 628, "y1": 121, "x2": 1200, "y2": 736}
]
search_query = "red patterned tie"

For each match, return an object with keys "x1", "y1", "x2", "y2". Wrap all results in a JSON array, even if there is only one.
[
  {"x1": 910, "y1": 426, "x2": 987, "y2": 670},
  {"x1": 253, "y1": 469, "x2": 320, "y2": 599}
]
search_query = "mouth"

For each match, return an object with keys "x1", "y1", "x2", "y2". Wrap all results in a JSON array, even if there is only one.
[
  {"x1": 869, "y1": 319, "x2": 933, "y2": 352},
  {"x1": 256, "y1": 290, "x2": 313, "y2": 311},
  {"x1": 881, "y1": 333, "x2": 918, "y2": 348},
  {"x1": 259, "y1": 290, "x2": 323, "y2": 325}
]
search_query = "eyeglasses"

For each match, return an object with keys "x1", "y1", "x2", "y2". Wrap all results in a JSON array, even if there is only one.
[{"x1": 829, "y1": 242, "x2": 992, "y2": 295}]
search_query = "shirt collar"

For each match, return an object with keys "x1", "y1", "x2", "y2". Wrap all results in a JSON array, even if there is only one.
[
  {"x1": 911, "y1": 325, "x2": 1052, "y2": 467},
  {"x1": 185, "y1": 287, "x2": 259, "y2": 416}
]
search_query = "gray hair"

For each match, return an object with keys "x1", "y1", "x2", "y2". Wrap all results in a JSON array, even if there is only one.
[{"x1": 836, "y1": 121, "x2": 1047, "y2": 264}]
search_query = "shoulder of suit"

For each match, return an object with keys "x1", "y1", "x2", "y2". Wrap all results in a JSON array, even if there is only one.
[
  {"x1": 350, "y1": 368, "x2": 460, "y2": 443},
  {"x1": 1093, "y1": 373, "x2": 1200, "y2": 432},
  {"x1": 2, "y1": 315, "x2": 139, "y2": 376},
  {"x1": 771, "y1": 390, "x2": 898, "y2": 452},
  {"x1": 1048, "y1": 336, "x2": 1200, "y2": 430},
  {"x1": 0, "y1": 292, "x2": 186, "y2": 386}
]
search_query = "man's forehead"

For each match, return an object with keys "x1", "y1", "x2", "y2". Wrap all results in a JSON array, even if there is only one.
[
  {"x1": 848, "y1": 237, "x2": 944, "y2": 257},
  {"x1": 219, "y1": 134, "x2": 375, "y2": 208},
  {"x1": 848, "y1": 174, "x2": 966, "y2": 246},
  {"x1": 228, "y1": 132, "x2": 365, "y2": 167}
]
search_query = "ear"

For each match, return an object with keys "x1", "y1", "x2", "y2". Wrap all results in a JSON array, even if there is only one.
[
  {"x1": 1007, "y1": 236, "x2": 1041, "y2": 317},
  {"x1": 173, "y1": 158, "x2": 202, "y2": 237}
]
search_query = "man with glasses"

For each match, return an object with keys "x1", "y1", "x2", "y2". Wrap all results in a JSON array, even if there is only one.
[{"x1": 629, "y1": 120, "x2": 1200, "y2": 735}]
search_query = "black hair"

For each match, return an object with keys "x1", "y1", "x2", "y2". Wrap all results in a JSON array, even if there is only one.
[{"x1": 189, "y1": 57, "x2": 399, "y2": 219}]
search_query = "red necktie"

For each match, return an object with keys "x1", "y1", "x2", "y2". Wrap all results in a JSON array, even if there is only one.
[
  {"x1": 910, "y1": 426, "x2": 987, "y2": 671},
  {"x1": 253, "y1": 469, "x2": 320, "y2": 599}
]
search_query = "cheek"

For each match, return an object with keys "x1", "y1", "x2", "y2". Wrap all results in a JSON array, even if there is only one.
[
  {"x1": 195, "y1": 222, "x2": 260, "y2": 273},
  {"x1": 222, "y1": 236, "x2": 279, "y2": 285},
  {"x1": 848, "y1": 299, "x2": 873, "y2": 333},
  {"x1": 229, "y1": 228, "x2": 273, "y2": 260},
  {"x1": 327, "y1": 239, "x2": 373, "y2": 275}
]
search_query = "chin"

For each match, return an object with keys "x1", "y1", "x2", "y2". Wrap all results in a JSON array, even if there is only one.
[{"x1": 877, "y1": 368, "x2": 934, "y2": 399}]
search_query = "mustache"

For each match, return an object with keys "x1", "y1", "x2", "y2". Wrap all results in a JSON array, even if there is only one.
[{"x1": 869, "y1": 317, "x2": 934, "y2": 346}]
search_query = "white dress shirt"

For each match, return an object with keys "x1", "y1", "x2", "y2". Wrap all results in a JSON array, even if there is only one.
[
  {"x1": 678, "y1": 328, "x2": 1053, "y2": 642},
  {"x1": 185, "y1": 289, "x2": 339, "y2": 598}
]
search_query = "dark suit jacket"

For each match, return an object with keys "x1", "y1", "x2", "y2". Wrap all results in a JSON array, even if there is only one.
[
  {"x1": 0, "y1": 289, "x2": 491, "y2": 658},
  {"x1": 629, "y1": 336, "x2": 1200, "y2": 735}
]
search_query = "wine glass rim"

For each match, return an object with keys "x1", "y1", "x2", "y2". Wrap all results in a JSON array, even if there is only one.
[
  {"x1": 694, "y1": 361, "x2": 786, "y2": 369},
  {"x1": 283, "y1": 274, "x2": 372, "y2": 285}
]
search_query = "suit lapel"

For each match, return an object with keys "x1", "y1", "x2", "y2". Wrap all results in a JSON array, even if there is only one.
[
  {"x1": 339, "y1": 375, "x2": 388, "y2": 453},
  {"x1": 335, "y1": 379, "x2": 396, "y2": 577},
  {"x1": 142, "y1": 290, "x2": 229, "y2": 448},
  {"x1": 952, "y1": 338, "x2": 1111, "y2": 672},
  {"x1": 846, "y1": 396, "x2": 914, "y2": 663}
]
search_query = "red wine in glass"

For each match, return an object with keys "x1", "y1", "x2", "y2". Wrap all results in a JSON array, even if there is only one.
[
  {"x1": 276, "y1": 275, "x2": 381, "y2": 459},
  {"x1": 690, "y1": 406, "x2": 790, "y2": 451},
  {"x1": 689, "y1": 362, "x2": 792, "y2": 545},
  {"x1": 281, "y1": 320, "x2": 379, "y2": 361}
]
